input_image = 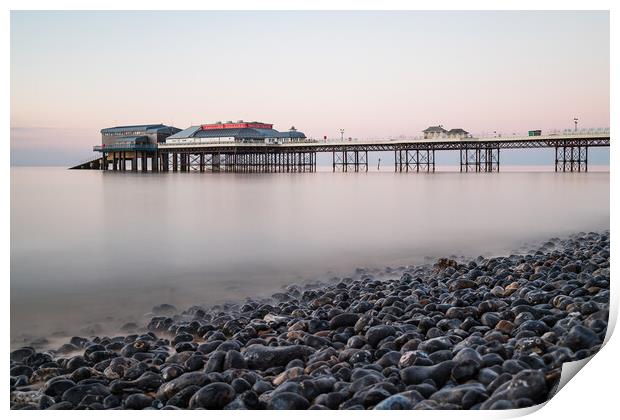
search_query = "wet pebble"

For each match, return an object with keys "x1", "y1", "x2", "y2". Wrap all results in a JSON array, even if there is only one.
[
  {"x1": 9, "y1": 231, "x2": 609, "y2": 411},
  {"x1": 188, "y1": 382, "x2": 236, "y2": 409}
]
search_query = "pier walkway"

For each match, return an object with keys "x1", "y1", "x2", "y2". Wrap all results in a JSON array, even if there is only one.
[{"x1": 80, "y1": 132, "x2": 610, "y2": 173}]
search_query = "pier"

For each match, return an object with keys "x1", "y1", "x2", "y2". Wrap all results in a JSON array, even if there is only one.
[
  {"x1": 69, "y1": 121, "x2": 609, "y2": 173},
  {"x1": 73, "y1": 133, "x2": 610, "y2": 173}
]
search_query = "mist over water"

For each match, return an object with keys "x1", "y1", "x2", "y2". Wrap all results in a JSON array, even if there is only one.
[{"x1": 10, "y1": 167, "x2": 609, "y2": 347}]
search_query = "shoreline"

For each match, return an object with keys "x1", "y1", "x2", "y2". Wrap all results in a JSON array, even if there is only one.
[{"x1": 10, "y1": 230, "x2": 610, "y2": 410}]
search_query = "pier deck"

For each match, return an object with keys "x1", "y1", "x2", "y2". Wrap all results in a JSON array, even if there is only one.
[{"x1": 83, "y1": 133, "x2": 610, "y2": 173}]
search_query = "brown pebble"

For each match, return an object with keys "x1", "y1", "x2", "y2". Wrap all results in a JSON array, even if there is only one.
[{"x1": 495, "y1": 320, "x2": 514, "y2": 334}]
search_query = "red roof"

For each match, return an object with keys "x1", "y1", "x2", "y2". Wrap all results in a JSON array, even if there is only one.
[{"x1": 201, "y1": 122, "x2": 273, "y2": 130}]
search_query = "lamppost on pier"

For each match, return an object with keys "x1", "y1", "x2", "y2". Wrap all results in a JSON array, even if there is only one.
[
  {"x1": 574, "y1": 117, "x2": 579, "y2": 132},
  {"x1": 339, "y1": 129, "x2": 345, "y2": 141}
]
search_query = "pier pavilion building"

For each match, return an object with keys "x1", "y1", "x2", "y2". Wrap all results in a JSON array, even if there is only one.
[
  {"x1": 423, "y1": 125, "x2": 471, "y2": 139},
  {"x1": 447, "y1": 128, "x2": 471, "y2": 139},
  {"x1": 93, "y1": 124, "x2": 181, "y2": 171},
  {"x1": 423, "y1": 125, "x2": 448, "y2": 139},
  {"x1": 99, "y1": 124, "x2": 181, "y2": 149},
  {"x1": 166, "y1": 120, "x2": 306, "y2": 145}
]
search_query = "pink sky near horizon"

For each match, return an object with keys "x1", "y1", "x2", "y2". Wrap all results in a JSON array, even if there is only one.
[{"x1": 10, "y1": 11, "x2": 609, "y2": 164}]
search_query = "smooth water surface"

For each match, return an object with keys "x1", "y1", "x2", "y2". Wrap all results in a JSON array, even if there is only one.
[{"x1": 11, "y1": 167, "x2": 609, "y2": 346}]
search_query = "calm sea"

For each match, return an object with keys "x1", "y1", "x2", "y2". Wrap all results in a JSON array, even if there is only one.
[{"x1": 10, "y1": 166, "x2": 610, "y2": 347}]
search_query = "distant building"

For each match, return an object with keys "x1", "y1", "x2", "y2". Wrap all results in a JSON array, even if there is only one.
[
  {"x1": 97, "y1": 124, "x2": 181, "y2": 151},
  {"x1": 166, "y1": 120, "x2": 306, "y2": 145},
  {"x1": 423, "y1": 125, "x2": 448, "y2": 139},
  {"x1": 423, "y1": 125, "x2": 470, "y2": 139},
  {"x1": 447, "y1": 128, "x2": 470, "y2": 139}
]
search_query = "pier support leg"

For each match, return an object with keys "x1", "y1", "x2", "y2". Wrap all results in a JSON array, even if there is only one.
[
  {"x1": 460, "y1": 147, "x2": 499, "y2": 172},
  {"x1": 333, "y1": 149, "x2": 368, "y2": 172},
  {"x1": 403, "y1": 149, "x2": 434, "y2": 172},
  {"x1": 555, "y1": 145, "x2": 587, "y2": 172},
  {"x1": 460, "y1": 148, "x2": 468, "y2": 172},
  {"x1": 333, "y1": 149, "x2": 345, "y2": 172},
  {"x1": 394, "y1": 150, "x2": 397, "y2": 172}
]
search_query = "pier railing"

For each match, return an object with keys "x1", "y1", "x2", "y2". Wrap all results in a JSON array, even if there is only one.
[
  {"x1": 93, "y1": 144, "x2": 158, "y2": 152},
  {"x1": 164, "y1": 138, "x2": 321, "y2": 146},
  {"x1": 316, "y1": 127, "x2": 610, "y2": 144}
]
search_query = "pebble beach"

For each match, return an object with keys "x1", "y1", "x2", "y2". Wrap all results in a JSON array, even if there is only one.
[{"x1": 9, "y1": 231, "x2": 610, "y2": 410}]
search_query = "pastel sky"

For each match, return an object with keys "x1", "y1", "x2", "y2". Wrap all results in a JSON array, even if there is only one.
[{"x1": 11, "y1": 11, "x2": 609, "y2": 165}]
